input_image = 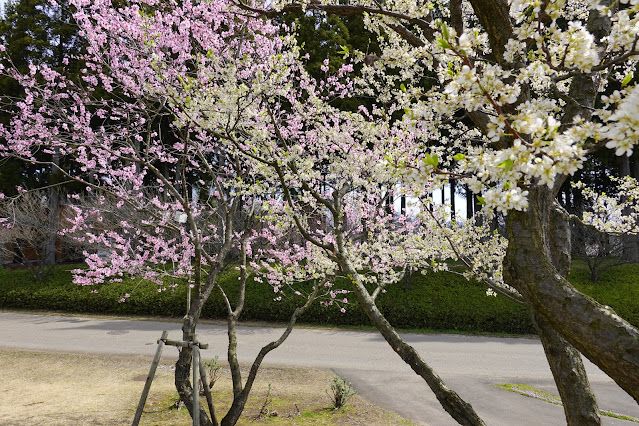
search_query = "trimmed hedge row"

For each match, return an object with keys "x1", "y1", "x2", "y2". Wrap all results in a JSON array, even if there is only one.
[
  {"x1": 1, "y1": 261, "x2": 637, "y2": 335},
  {"x1": 568, "y1": 261, "x2": 639, "y2": 329}
]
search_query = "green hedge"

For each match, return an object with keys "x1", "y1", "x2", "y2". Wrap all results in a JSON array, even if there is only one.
[
  {"x1": 1, "y1": 261, "x2": 637, "y2": 335},
  {"x1": 569, "y1": 261, "x2": 639, "y2": 329}
]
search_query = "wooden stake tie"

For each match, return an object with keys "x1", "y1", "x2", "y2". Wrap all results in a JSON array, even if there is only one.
[{"x1": 132, "y1": 331, "x2": 211, "y2": 426}]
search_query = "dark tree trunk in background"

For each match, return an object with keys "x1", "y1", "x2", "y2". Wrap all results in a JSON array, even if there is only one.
[
  {"x1": 44, "y1": 152, "x2": 61, "y2": 266},
  {"x1": 44, "y1": 188, "x2": 60, "y2": 266},
  {"x1": 465, "y1": 186, "x2": 474, "y2": 220},
  {"x1": 450, "y1": 179, "x2": 456, "y2": 224}
]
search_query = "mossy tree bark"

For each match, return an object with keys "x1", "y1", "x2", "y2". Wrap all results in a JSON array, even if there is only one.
[
  {"x1": 472, "y1": 0, "x2": 624, "y2": 419},
  {"x1": 504, "y1": 187, "x2": 639, "y2": 404}
]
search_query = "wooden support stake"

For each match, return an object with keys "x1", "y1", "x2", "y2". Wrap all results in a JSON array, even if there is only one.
[
  {"x1": 199, "y1": 357, "x2": 217, "y2": 426},
  {"x1": 161, "y1": 338, "x2": 209, "y2": 349},
  {"x1": 187, "y1": 286, "x2": 191, "y2": 315},
  {"x1": 193, "y1": 342, "x2": 200, "y2": 426},
  {"x1": 132, "y1": 330, "x2": 168, "y2": 426}
]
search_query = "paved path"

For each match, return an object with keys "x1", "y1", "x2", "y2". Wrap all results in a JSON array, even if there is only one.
[{"x1": 1, "y1": 312, "x2": 637, "y2": 425}]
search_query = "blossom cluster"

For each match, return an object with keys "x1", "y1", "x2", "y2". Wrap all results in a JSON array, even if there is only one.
[
  {"x1": 577, "y1": 177, "x2": 639, "y2": 235},
  {"x1": 337, "y1": 0, "x2": 639, "y2": 215}
]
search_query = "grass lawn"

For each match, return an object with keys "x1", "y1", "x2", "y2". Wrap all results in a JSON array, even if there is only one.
[{"x1": 0, "y1": 348, "x2": 416, "y2": 425}]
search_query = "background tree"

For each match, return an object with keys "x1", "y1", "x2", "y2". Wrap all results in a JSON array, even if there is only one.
[
  {"x1": 571, "y1": 177, "x2": 639, "y2": 282},
  {"x1": 0, "y1": 0, "x2": 85, "y2": 266},
  {"x1": 0, "y1": 189, "x2": 84, "y2": 279},
  {"x1": 238, "y1": 118, "x2": 505, "y2": 424},
  {"x1": 0, "y1": 0, "x2": 83, "y2": 193}
]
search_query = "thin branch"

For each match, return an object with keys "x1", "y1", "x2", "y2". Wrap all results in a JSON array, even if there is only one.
[{"x1": 425, "y1": 207, "x2": 524, "y2": 304}]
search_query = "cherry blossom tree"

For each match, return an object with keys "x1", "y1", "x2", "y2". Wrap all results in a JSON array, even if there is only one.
[
  {"x1": 577, "y1": 176, "x2": 639, "y2": 234},
  {"x1": 0, "y1": 1, "x2": 505, "y2": 423},
  {"x1": 229, "y1": 0, "x2": 639, "y2": 423},
  {"x1": 216, "y1": 66, "x2": 508, "y2": 423}
]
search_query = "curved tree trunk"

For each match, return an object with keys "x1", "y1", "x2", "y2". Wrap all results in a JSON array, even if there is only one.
[
  {"x1": 338, "y1": 256, "x2": 486, "y2": 426},
  {"x1": 220, "y1": 285, "x2": 319, "y2": 426},
  {"x1": 44, "y1": 188, "x2": 60, "y2": 266},
  {"x1": 504, "y1": 187, "x2": 639, "y2": 403}
]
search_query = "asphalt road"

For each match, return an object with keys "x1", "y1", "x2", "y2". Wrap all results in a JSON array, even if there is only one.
[{"x1": 1, "y1": 312, "x2": 637, "y2": 425}]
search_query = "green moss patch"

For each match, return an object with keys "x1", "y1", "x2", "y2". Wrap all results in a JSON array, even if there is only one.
[{"x1": 494, "y1": 383, "x2": 639, "y2": 423}]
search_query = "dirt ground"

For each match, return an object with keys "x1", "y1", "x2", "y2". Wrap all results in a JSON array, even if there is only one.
[{"x1": 0, "y1": 348, "x2": 415, "y2": 425}]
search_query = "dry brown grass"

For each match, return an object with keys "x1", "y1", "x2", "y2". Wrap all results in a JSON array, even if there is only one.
[{"x1": 0, "y1": 349, "x2": 415, "y2": 425}]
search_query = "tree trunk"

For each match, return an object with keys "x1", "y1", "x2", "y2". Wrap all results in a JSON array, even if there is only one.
[
  {"x1": 450, "y1": 179, "x2": 456, "y2": 225},
  {"x1": 441, "y1": 185, "x2": 445, "y2": 207},
  {"x1": 620, "y1": 154, "x2": 631, "y2": 178},
  {"x1": 220, "y1": 285, "x2": 318, "y2": 426},
  {"x1": 175, "y1": 262, "x2": 229, "y2": 426},
  {"x1": 533, "y1": 313, "x2": 601, "y2": 425},
  {"x1": 507, "y1": 200, "x2": 602, "y2": 425},
  {"x1": 473, "y1": 195, "x2": 482, "y2": 226},
  {"x1": 45, "y1": 151, "x2": 61, "y2": 266},
  {"x1": 503, "y1": 186, "x2": 639, "y2": 404},
  {"x1": 466, "y1": 185, "x2": 474, "y2": 221},
  {"x1": 338, "y1": 256, "x2": 486, "y2": 426},
  {"x1": 175, "y1": 306, "x2": 215, "y2": 426},
  {"x1": 221, "y1": 316, "x2": 246, "y2": 426}
]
